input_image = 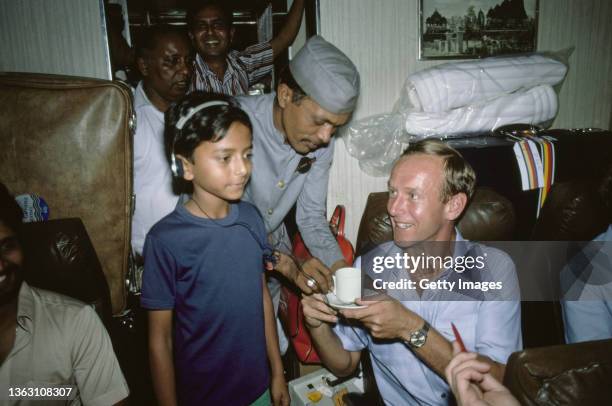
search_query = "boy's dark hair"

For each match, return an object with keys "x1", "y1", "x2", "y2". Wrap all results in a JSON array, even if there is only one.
[
  {"x1": 165, "y1": 92, "x2": 252, "y2": 164},
  {"x1": 186, "y1": 0, "x2": 233, "y2": 29},
  {"x1": 0, "y1": 182, "x2": 23, "y2": 233},
  {"x1": 135, "y1": 25, "x2": 190, "y2": 59},
  {"x1": 277, "y1": 67, "x2": 307, "y2": 104}
]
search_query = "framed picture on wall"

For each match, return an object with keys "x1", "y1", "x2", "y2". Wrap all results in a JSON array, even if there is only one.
[{"x1": 419, "y1": 0, "x2": 539, "y2": 60}]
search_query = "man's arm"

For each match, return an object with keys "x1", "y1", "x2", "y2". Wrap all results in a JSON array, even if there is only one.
[
  {"x1": 148, "y1": 310, "x2": 177, "y2": 406},
  {"x1": 301, "y1": 294, "x2": 362, "y2": 377},
  {"x1": 262, "y1": 274, "x2": 290, "y2": 406},
  {"x1": 296, "y1": 142, "x2": 344, "y2": 269},
  {"x1": 70, "y1": 306, "x2": 129, "y2": 405},
  {"x1": 562, "y1": 297, "x2": 612, "y2": 343},
  {"x1": 342, "y1": 299, "x2": 506, "y2": 381},
  {"x1": 69, "y1": 306, "x2": 130, "y2": 406},
  {"x1": 270, "y1": 0, "x2": 305, "y2": 57}
]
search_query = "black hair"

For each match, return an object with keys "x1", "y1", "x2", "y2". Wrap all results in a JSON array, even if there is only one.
[
  {"x1": 135, "y1": 25, "x2": 190, "y2": 59},
  {"x1": 0, "y1": 183, "x2": 23, "y2": 233},
  {"x1": 186, "y1": 0, "x2": 233, "y2": 29},
  {"x1": 165, "y1": 92, "x2": 252, "y2": 163},
  {"x1": 277, "y1": 67, "x2": 308, "y2": 104}
]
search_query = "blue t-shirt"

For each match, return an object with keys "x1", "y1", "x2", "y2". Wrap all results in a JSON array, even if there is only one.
[{"x1": 141, "y1": 200, "x2": 270, "y2": 406}]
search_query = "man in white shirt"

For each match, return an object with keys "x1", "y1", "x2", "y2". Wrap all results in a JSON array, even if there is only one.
[
  {"x1": 132, "y1": 26, "x2": 194, "y2": 255},
  {"x1": 0, "y1": 183, "x2": 129, "y2": 406}
]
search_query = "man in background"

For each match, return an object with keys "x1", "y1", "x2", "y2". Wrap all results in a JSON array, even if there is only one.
[
  {"x1": 188, "y1": 0, "x2": 305, "y2": 95},
  {"x1": 131, "y1": 25, "x2": 193, "y2": 256}
]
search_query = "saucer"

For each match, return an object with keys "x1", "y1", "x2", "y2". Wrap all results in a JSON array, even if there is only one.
[{"x1": 326, "y1": 293, "x2": 367, "y2": 310}]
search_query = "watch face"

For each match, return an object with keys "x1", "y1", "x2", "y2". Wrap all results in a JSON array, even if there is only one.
[{"x1": 410, "y1": 331, "x2": 427, "y2": 348}]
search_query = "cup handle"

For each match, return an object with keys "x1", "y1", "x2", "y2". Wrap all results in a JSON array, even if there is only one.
[{"x1": 332, "y1": 275, "x2": 337, "y2": 296}]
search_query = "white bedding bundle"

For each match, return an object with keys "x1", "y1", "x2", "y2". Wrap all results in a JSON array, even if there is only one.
[
  {"x1": 407, "y1": 54, "x2": 567, "y2": 113},
  {"x1": 404, "y1": 85, "x2": 558, "y2": 138},
  {"x1": 342, "y1": 53, "x2": 569, "y2": 175}
]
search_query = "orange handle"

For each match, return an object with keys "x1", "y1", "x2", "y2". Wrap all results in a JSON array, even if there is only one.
[{"x1": 329, "y1": 205, "x2": 346, "y2": 237}]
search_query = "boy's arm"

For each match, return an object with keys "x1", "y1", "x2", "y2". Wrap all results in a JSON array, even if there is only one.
[
  {"x1": 262, "y1": 274, "x2": 290, "y2": 406},
  {"x1": 148, "y1": 310, "x2": 177, "y2": 406}
]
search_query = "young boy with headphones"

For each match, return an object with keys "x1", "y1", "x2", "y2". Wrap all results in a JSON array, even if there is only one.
[{"x1": 140, "y1": 92, "x2": 289, "y2": 406}]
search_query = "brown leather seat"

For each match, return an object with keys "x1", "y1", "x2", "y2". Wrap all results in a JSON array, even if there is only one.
[
  {"x1": 503, "y1": 339, "x2": 612, "y2": 405},
  {"x1": 532, "y1": 180, "x2": 609, "y2": 242},
  {"x1": 19, "y1": 218, "x2": 113, "y2": 328},
  {"x1": 0, "y1": 72, "x2": 134, "y2": 315}
]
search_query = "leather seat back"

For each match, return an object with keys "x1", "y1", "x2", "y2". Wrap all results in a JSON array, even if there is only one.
[
  {"x1": 20, "y1": 218, "x2": 113, "y2": 327},
  {"x1": 504, "y1": 339, "x2": 612, "y2": 406},
  {"x1": 0, "y1": 72, "x2": 133, "y2": 314}
]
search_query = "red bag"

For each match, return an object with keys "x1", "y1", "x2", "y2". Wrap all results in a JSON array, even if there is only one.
[{"x1": 279, "y1": 205, "x2": 355, "y2": 364}]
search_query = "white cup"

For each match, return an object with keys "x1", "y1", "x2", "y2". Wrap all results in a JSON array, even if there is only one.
[{"x1": 333, "y1": 267, "x2": 361, "y2": 304}]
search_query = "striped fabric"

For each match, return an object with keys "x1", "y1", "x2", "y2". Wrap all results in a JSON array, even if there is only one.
[
  {"x1": 510, "y1": 136, "x2": 557, "y2": 217},
  {"x1": 190, "y1": 42, "x2": 274, "y2": 96}
]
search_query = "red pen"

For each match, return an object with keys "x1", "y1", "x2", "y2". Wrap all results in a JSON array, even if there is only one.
[{"x1": 451, "y1": 322, "x2": 467, "y2": 352}]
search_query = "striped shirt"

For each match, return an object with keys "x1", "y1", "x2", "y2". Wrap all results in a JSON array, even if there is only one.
[{"x1": 190, "y1": 42, "x2": 274, "y2": 96}]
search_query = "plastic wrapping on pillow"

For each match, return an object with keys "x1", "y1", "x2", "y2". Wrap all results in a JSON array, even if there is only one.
[
  {"x1": 343, "y1": 49, "x2": 573, "y2": 176},
  {"x1": 343, "y1": 113, "x2": 410, "y2": 177}
]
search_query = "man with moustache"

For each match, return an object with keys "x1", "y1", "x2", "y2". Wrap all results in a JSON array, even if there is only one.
[
  {"x1": 0, "y1": 183, "x2": 129, "y2": 405},
  {"x1": 131, "y1": 25, "x2": 193, "y2": 256},
  {"x1": 236, "y1": 36, "x2": 360, "y2": 353},
  {"x1": 188, "y1": 0, "x2": 305, "y2": 95},
  {"x1": 302, "y1": 140, "x2": 522, "y2": 405}
]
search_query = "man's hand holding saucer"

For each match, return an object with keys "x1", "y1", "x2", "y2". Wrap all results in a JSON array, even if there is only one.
[
  {"x1": 301, "y1": 293, "x2": 339, "y2": 328},
  {"x1": 340, "y1": 297, "x2": 424, "y2": 341}
]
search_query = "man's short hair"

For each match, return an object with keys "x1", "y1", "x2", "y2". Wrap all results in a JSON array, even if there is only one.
[
  {"x1": 135, "y1": 25, "x2": 190, "y2": 59},
  {"x1": 401, "y1": 139, "x2": 476, "y2": 202},
  {"x1": 0, "y1": 183, "x2": 23, "y2": 232},
  {"x1": 277, "y1": 67, "x2": 307, "y2": 104},
  {"x1": 186, "y1": 0, "x2": 233, "y2": 29}
]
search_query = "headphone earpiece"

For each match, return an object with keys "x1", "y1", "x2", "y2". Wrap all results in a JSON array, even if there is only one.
[
  {"x1": 169, "y1": 100, "x2": 229, "y2": 178},
  {"x1": 170, "y1": 153, "x2": 184, "y2": 178}
]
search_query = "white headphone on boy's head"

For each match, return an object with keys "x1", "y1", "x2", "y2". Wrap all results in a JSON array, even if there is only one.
[{"x1": 170, "y1": 100, "x2": 230, "y2": 178}]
